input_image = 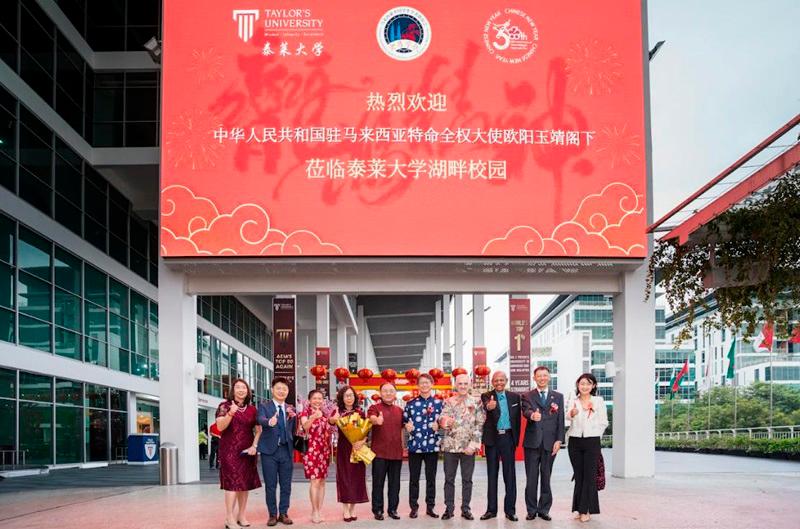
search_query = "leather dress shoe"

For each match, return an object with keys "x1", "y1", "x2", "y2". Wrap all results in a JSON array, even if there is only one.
[
  {"x1": 387, "y1": 512, "x2": 400, "y2": 520},
  {"x1": 526, "y1": 513, "x2": 537, "y2": 521},
  {"x1": 505, "y1": 514, "x2": 519, "y2": 522},
  {"x1": 267, "y1": 516, "x2": 278, "y2": 527},
  {"x1": 426, "y1": 509, "x2": 439, "y2": 519},
  {"x1": 409, "y1": 509, "x2": 418, "y2": 519},
  {"x1": 480, "y1": 512, "x2": 497, "y2": 520},
  {"x1": 278, "y1": 514, "x2": 293, "y2": 525},
  {"x1": 441, "y1": 511, "x2": 454, "y2": 520},
  {"x1": 461, "y1": 510, "x2": 474, "y2": 520},
  {"x1": 539, "y1": 513, "x2": 552, "y2": 521},
  {"x1": 374, "y1": 513, "x2": 385, "y2": 521}
]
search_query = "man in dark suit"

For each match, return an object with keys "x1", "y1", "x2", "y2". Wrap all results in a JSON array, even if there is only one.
[
  {"x1": 521, "y1": 366, "x2": 565, "y2": 521},
  {"x1": 257, "y1": 377, "x2": 296, "y2": 526},
  {"x1": 480, "y1": 370, "x2": 521, "y2": 522}
]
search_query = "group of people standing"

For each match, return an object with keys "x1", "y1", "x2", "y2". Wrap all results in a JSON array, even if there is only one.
[{"x1": 213, "y1": 367, "x2": 608, "y2": 529}]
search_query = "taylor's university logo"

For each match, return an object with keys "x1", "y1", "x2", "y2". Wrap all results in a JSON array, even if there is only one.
[
  {"x1": 376, "y1": 7, "x2": 431, "y2": 61},
  {"x1": 483, "y1": 9, "x2": 538, "y2": 64},
  {"x1": 144, "y1": 439, "x2": 157, "y2": 460},
  {"x1": 233, "y1": 9, "x2": 260, "y2": 42}
]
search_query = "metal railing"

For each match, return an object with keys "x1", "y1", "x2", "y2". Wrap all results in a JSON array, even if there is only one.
[
  {"x1": 655, "y1": 425, "x2": 800, "y2": 441},
  {"x1": 0, "y1": 449, "x2": 27, "y2": 470}
]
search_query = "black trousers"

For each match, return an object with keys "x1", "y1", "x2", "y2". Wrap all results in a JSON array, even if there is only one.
[
  {"x1": 208, "y1": 444, "x2": 218, "y2": 468},
  {"x1": 568, "y1": 436, "x2": 601, "y2": 515},
  {"x1": 485, "y1": 433, "x2": 517, "y2": 515},
  {"x1": 372, "y1": 457, "x2": 402, "y2": 514},
  {"x1": 524, "y1": 445, "x2": 557, "y2": 516},
  {"x1": 408, "y1": 452, "x2": 438, "y2": 510}
]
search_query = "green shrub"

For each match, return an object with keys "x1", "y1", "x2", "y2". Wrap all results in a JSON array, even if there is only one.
[{"x1": 655, "y1": 435, "x2": 800, "y2": 457}]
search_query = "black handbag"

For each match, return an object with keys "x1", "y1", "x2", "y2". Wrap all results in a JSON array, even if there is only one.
[{"x1": 292, "y1": 424, "x2": 308, "y2": 453}]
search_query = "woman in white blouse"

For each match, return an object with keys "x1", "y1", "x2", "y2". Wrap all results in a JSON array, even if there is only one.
[{"x1": 565, "y1": 373, "x2": 608, "y2": 523}]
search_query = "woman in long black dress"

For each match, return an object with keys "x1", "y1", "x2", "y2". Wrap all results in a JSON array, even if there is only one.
[
  {"x1": 335, "y1": 385, "x2": 369, "y2": 521},
  {"x1": 216, "y1": 378, "x2": 262, "y2": 529}
]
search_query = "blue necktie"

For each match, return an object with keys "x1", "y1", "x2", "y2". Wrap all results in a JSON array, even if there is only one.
[
  {"x1": 540, "y1": 392, "x2": 547, "y2": 406},
  {"x1": 278, "y1": 405, "x2": 287, "y2": 444}
]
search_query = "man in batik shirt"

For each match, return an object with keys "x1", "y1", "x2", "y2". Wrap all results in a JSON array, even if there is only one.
[{"x1": 403, "y1": 373, "x2": 443, "y2": 518}]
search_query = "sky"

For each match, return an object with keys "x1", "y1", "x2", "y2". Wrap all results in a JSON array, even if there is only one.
[{"x1": 479, "y1": 1, "x2": 800, "y2": 363}]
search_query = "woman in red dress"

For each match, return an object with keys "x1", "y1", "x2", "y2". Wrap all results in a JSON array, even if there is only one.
[
  {"x1": 334, "y1": 385, "x2": 369, "y2": 522},
  {"x1": 215, "y1": 379, "x2": 262, "y2": 529},
  {"x1": 300, "y1": 389, "x2": 336, "y2": 523}
]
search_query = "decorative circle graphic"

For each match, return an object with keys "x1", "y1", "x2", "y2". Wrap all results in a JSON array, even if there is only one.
[
  {"x1": 376, "y1": 7, "x2": 431, "y2": 61},
  {"x1": 483, "y1": 8, "x2": 539, "y2": 64}
]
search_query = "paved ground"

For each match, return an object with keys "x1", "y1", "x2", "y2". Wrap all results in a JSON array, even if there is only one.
[{"x1": 0, "y1": 451, "x2": 798, "y2": 529}]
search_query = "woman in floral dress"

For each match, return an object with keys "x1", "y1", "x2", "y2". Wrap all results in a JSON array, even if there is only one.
[{"x1": 300, "y1": 389, "x2": 337, "y2": 523}]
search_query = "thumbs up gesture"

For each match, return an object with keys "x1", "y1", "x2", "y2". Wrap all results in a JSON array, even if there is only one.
[
  {"x1": 375, "y1": 411, "x2": 385, "y2": 425},
  {"x1": 311, "y1": 408, "x2": 323, "y2": 421},
  {"x1": 486, "y1": 395, "x2": 497, "y2": 410},
  {"x1": 268, "y1": 411, "x2": 279, "y2": 427},
  {"x1": 532, "y1": 409, "x2": 542, "y2": 422},
  {"x1": 569, "y1": 401, "x2": 579, "y2": 418}
]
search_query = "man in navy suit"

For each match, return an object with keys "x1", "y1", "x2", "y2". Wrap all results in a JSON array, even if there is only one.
[
  {"x1": 521, "y1": 366, "x2": 565, "y2": 521},
  {"x1": 258, "y1": 377, "x2": 296, "y2": 526}
]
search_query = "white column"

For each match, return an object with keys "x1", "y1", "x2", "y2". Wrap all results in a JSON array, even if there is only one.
[
  {"x1": 357, "y1": 305, "x2": 367, "y2": 367},
  {"x1": 127, "y1": 392, "x2": 138, "y2": 436},
  {"x1": 612, "y1": 264, "x2": 656, "y2": 478},
  {"x1": 442, "y1": 295, "x2": 451, "y2": 370},
  {"x1": 316, "y1": 295, "x2": 330, "y2": 348},
  {"x1": 473, "y1": 294, "x2": 485, "y2": 346},
  {"x1": 435, "y1": 299, "x2": 443, "y2": 367},
  {"x1": 336, "y1": 325, "x2": 348, "y2": 369},
  {"x1": 454, "y1": 295, "x2": 464, "y2": 367},
  {"x1": 158, "y1": 260, "x2": 200, "y2": 483}
]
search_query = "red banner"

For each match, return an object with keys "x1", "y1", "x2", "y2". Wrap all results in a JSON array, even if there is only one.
[
  {"x1": 272, "y1": 297, "x2": 297, "y2": 404},
  {"x1": 160, "y1": 1, "x2": 647, "y2": 258},
  {"x1": 509, "y1": 298, "x2": 531, "y2": 392},
  {"x1": 314, "y1": 346, "x2": 331, "y2": 398}
]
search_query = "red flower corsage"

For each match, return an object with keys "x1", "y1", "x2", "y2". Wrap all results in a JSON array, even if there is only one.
[
  {"x1": 549, "y1": 402, "x2": 559, "y2": 415},
  {"x1": 586, "y1": 401, "x2": 594, "y2": 418}
]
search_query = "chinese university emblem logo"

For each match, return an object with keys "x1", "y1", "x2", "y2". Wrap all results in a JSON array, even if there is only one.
[
  {"x1": 233, "y1": 9, "x2": 260, "y2": 43},
  {"x1": 376, "y1": 7, "x2": 431, "y2": 61}
]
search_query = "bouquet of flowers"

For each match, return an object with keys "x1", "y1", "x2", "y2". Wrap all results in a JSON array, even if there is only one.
[{"x1": 336, "y1": 412, "x2": 375, "y2": 465}]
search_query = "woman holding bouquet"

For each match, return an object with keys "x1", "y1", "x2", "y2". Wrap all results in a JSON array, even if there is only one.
[
  {"x1": 334, "y1": 385, "x2": 369, "y2": 521},
  {"x1": 566, "y1": 373, "x2": 608, "y2": 523},
  {"x1": 300, "y1": 389, "x2": 336, "y2": 523}
]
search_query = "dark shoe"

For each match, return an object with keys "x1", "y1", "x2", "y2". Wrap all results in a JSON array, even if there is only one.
[
  {"x1": 539, "y1": 513, "x2": 552, "y2": 521},
  {"x1": 387, "y1": 512, "x2": 400, "y2": 520},
  {"x1": 461, "y1": 511, "x2": 474, "y2": 520},
  {"x1": 344, "y1": 518, "x2": 352, "y2": 523},
  {"x1": 374, "y1": 513, "x2": 385, "y2": 521},
  {"x1": 237, "y1": 521, "x2": 252, "y2": 527},
  {"x1": 505, "y1": 514, "x2": 519, "y2": 522},
  {"x1": 441, "y1": 511, "x2": 454, "y2": 520},
  {"x1": 480, "y1": 512, "x2": 497, "y2": 521},
  {"x1": 267, "y1": 517, "x2": 278, "y2": 527},
  {"x1": 426, "y1": 508, "x2": 439, "y2": 518},
  {"x1": 526, "y1": 513, "x2": 537, "y2": 520},
  {"x1": 409, "y1": 509, "x2": 418, "y2": 519},
  {"x1": 278, "y1": 514, "x2": 293, "y2": 525}
]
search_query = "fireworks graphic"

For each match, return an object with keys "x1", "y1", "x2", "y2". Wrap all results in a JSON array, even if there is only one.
[
  {"x1": 594, "y1": 123, "x2": 642, "y2": 169},
  {"x1": 164, "y1": 109, "x2": 223, "y2": 170},
  {"x1": 187, "y1": 48, "x2": 225, "y2": 84},
  {"x1": 565, "y1": 39, "x2": 622, "y2": 96}
]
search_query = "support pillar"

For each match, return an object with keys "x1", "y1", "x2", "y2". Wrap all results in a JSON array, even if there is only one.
[
  {"x1": 158, "y1": 260, "x2": 199, "y2": 483},
  {"x1": 454, "y1": 295, "x2": 463, "y2": 368},
  {"x1": 435, "y1": 299, "x2": 443, "y2": 368},
  {"x1": 127, "y1": 392, "x2": 139, "y2": 437},
  {"x1": 612, "y1": 264, "x2": 656, "y2": 478},
  {"x1": 442, "y1": 295, "x2": 451, "y2": 371},
  {"x1": 473, "y1": 294, "x2": 485, "y2": 347}
]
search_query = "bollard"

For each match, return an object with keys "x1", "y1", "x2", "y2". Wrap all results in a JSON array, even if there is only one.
[{"x1": 159, "y1": 442, "x2": 178, "y2": 485}]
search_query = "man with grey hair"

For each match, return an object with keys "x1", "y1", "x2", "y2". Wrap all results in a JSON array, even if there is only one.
[{"x1": 439, "y1": 373, "x2": 485, "y2": 520}]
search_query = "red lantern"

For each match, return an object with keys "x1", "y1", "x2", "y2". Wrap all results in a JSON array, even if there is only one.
[
  {"x1": 404, "y1": 368, "x2": 420, "y2": 382},
  {"x1": 433, "y1": 392, "x2": 445, "y2": 400},
  {"x1": 357, "y1": 368, "x2": 373, "y2": 380},
  {"x1": 428, "y1": 368, "x2": 444, "y2": 380},
  {"x1": 381, "y1": 369, "x2": 398, "y2": 382},
  {"x1": 371, "y1": 393, "x2": 381, "y2": 402},
  {"x1": 309, "y1": 365, "x2": 327, "y2": 379},
  {"x1": 474, "y1": 365, "x2": 491, "y2": 378},
  {"x1": 333, "y1": 367, "x2": 350, "y2": 382},
  {"x1": 402, "y1": 393, "x2": 412, "y2": 402},
  {"x1": 356, "y1": 392, "x2": 365, "y2": 402},
  {"x1": 451, "y1": 367, "x2": 467, "y2": 377},
  {"x1": 411, "y1": 389, "x2": 420, "y2": 398}
]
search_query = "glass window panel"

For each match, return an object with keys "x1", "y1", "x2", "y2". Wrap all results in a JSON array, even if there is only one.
[
  {"x1": 54, "y1": 153, "x2": 82, "y2": 205},
  {"x1": 19, "y1": 107, "x2": 50, "y2": 146},
  {"x1": 130, "y1": 291, "x2": 147, "y2": 326},
  {"x1": 85, "y1": 384, "x2": 107, "y2": 408},
  {"x1": 84, "y1": 265, "x2": 106, "y2": 306},
  {"x1": 86, "y1": 408, "x2": 108, "y2": 462},
  {"x1": 55, "y1": 137, "x2": 82, "y2": 170},
  {"x1": 0, "y1": 399, "x2": 14, "y2": 452},
  {"x1": 108, "y1": 278, "x2": 128, "y2": 316},
  {"x1": 20, "y1": 402, "x2": 53, "y2": 465},
  {"x1": 18, "y1": 226, "x2": 51, "y2": 281},
  {"x1": 108, "y1": 234, "x2": 127, "y2": 265},
  {"x1": 131, "y1": 353, "x2": 148, "y2": 378},
  {"x1": 20, "y1": 51, "x2": 54, "y2": 106},
  {"x1": 131, "y1": 323, "x2": 147, "y2": 355},
  {"x1": 108, "y1": 313, "x2": 128, "y2": 348},
  {"x1": 19, "y1": 124, "x2": 52, "y2": 183},
  {"x1": 84, "y1": 337, "x2": 106, "y2": 366},
  {"x1": 0, "y1": 152, "x2": 15, "y2": 194},
  {"x1": 84, "y1": 302, "x2": 106, "y2": 342},
  {"x1": 84, "y1": 216, "x2": 106, "y2": 252},
  {"x1": 0, "y1": 307, "x2": 13, "y2": 343},
  {"x1": 0, "y1": 261, "x2": 12, "y2": 309},
  {"x1": 56, "y1": 89, "x2": 83, "y2": 134},
  {"x1": 54, "y1": 288, "x2": 80, "y2": 331},
  {"x1": 109, "y1": 199, "x2": 128, "y2": 240},
  {"x1": 124, "y1": 122, "x2": 157, "y2": 147},
  {"x1": 55, "y1": 327, "x2": 81, "y2": 360},
  {"x1": 55, "y1": 378, "x2": 82, "y2": 405},
  {"x1": 18, "y1": 169, "x2": 52, "y2": 216},
  {"x1": 110, "y1": 411, "x2": 126, "y2": 461},
  {"x1": 0, "y1": 213, "x2": 13, "y2": 265},
  {"x1": 0, "y1": 108, "x2": 16, "y2": 162},
  {"x1": 0, "y1": 0, "x2": 18, "y2": 39},
  {"x1": 19, "y1": 371, "x2": 51, "y2": 401},
  {"x1": 54, "y1": 248, "x2": 81, "y2": 294},
  {"x1": 56, "y1": 405, "x2": 83, "y2": 464},
  {"x1": 108, "y1": 345, "x2": 129, "y2": 373},
  {"x1": 0, "y1": 367, "x2": 14, "y2": 398},
  {"x1": 130, "y1": 250, "x2": 147, "y2": 279},
  {"x1": 92, "y1": 74, "x2": 124, "y2": 120},
  {"x1": 19, "y1": 314, "x2": 51, "y2": 353},
  {"x1": 90, "y1": 122, "x2": 123, "y2": 148},
  {"x1": 18, "y1": 271, "x2": 51, "y2": 321},
  {"x1": 54, "y1": 198, "x2": 83, "y2": 237},
  {"x1": 83, "y1": 179, "x2": 106, "y2": 223},
  {"x1": 21, "y1": 3, "x2": 54, "y2": 70},
  {"x1": 109, "y1": 388, "x2": 126, "y2": 411},
  {"x1": 148, "y1": 301, "x2": 158, "y2": 330}
]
